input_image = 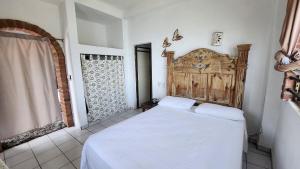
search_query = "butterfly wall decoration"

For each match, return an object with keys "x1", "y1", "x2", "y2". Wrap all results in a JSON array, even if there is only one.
[
  {"x1": 161, "y1": 29, "x2": 184, "y2": 57},
  {"x1": 161, "y1": 48, "x2": 167, "y2": 57},
  {"x1": 162, "y1": 37, "x2": 171, "y2": 48},
  {"x1": 172, "y1": 29, "x2": 183, "y2": 41}
]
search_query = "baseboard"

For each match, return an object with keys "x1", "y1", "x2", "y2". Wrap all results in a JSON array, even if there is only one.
[
  {"x1": 81, "y1": 124, "x2": 89, "y2": 130},
  {"x1": 248, "y1": 135, "x2": 271, "y2": 153}
]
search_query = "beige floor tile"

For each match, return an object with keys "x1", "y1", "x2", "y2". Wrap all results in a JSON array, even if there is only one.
[
  {"x1": 48, "y1": 130, "x2": 73, "y2": 146},
  {"x1": 60, "y1": 163, "x2": 76, "y2": 169},
  {"x1": 28, "y1": 136, "x2": 50, "y2": 148},
  {"x1": 11, "y1": 157, "x2": 39, "y2": 169},
  {"x1": 36, "y1": 147, "x2": 62, "y2": 164},
  {"x1": 4, "y1": 143, "x2": 30, "y2": 159},
  {"x1": 58, "y1": 139, "x2": 81, "y2": 153},
  {"x1": 247, "y1": 151, "x2": 272, "y2": 169},
  {"x1": 0, "y1": 152, "x2": 4, "y2": 161},
  {"x1": 72, "y1": 158, "x2": 81, "y2": 169},
  {"x1": 6, "y1": 150, "x2": 34, "y2": 168},
  {"x1": 31, "y1": 141, "x2": 56, "y2": 155},
  {"x1": 247, "y1": 163, "x2": 267, "y2": 169},
  {"x1": 68, "y1": 129, "x2": 91, "y2": 138},
  {"x1": 75, "y1": 134, "x2": 91, "y2": 144},
  {"x1": 87, "y1": 123, "x2": 106, "y2": 133},
  {"x1": 64, "y1": 127, "x2": 82, "y2": 135},
  {"x1": 109, "y1": 115, "x2": 128, "y2": 124},
  {"x1": 248, "y1": 143, "x2": 271, "y2": 157},
  {"x1": 99, "y1": 119, "x2": 116, "y2": 128},
  {"x1": 47, "y1": 130, "x2": 68, "y2": 139},
  {"x1": 70, "y1": 130, "x2": 92, "y2": 144},
  {"x1": 41, "y1": 154, "x2": 69, "y2": 169},
  {"x1": 119, "y1": 112, "x2": 136, "y2": 119},
  {"x1": 65, "y1": 146, "x2": 82, "y2": 161},
  {"x1": 51, "y1": 135, "x2": 73, "y2": 146}
]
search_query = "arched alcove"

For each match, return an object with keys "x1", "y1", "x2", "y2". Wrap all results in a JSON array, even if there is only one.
[{"x1": 0, "y1": 19, "x2": 74, "y2": 127}]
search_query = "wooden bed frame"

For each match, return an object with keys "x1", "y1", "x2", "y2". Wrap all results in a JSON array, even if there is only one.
[{"x1": 166, "y1": 44, "x2": 251, "y2": 109}]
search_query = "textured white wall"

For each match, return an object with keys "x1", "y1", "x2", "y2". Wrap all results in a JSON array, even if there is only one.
[
  {"x1": 272, "y1": 101, "x2": 300, "y2": 169},
  {"x1": 75, "y1": 0, "x2": 123, "y2": 19},
  {"x1": 259, "y1": 1, "x2": 300, "y2": 168},
  {"x1": 259, "y1": 0, "x2": 286, "y2": 148},
  {"x1": 62, "y1": 0, "x2": 125, "y2": 127},
  {"x1": 125, "y1": 0, "x2": 275, "y2": 134},
  {"x1": 0, "y1": 0, "x2": 62, "y2": 38},
  {"x1": 106, "y1": 20, "x2": 123, "y2": 49},
  {"x1": 77, "y1": 18, "x2": 108, "y2": 47}
]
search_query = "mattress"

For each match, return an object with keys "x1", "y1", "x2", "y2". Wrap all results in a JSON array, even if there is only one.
[{"x1": 81, "y1": 106, "x2": 247, "y2": 169}]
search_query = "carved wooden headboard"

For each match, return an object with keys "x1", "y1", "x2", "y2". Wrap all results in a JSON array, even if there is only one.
[{"x1": 166, "y1": 44, "x2": 251, "y2": 109}]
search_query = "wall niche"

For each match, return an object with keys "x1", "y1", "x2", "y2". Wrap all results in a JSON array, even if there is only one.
[{"x1": 75, "y1": 3, "x2": 123, "y2": 49}]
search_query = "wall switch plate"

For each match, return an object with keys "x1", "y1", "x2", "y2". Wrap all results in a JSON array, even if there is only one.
[{"x1": 212, "y1": 32, "x2": 223, "y2": 46}]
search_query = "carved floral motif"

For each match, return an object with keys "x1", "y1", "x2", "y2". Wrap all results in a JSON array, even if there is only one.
[{"x1": 166, "y1": 45, "x2": 251, "y2": 108}]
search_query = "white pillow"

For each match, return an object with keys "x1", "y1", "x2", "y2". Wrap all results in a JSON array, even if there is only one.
[
  {"x1": 158, "y1": 96, "x2": 196, "y2": 110},
  {"x1": 194, "y1": 103, "x2": 244, "y2": 121}
]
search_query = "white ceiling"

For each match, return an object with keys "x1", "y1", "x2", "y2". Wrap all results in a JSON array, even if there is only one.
[
  {"x1": 40, "y1": 0, "x2": 64, "y2": 6},
  {"x1": 40, "y1": 0, "x2": 182, "y2": 18},
  {"x1": 98, "y1": 0, "x2": 181, "y2": 16},
  {"x1": 98, "y1": 0, "x2": 142, "y2": 11}
]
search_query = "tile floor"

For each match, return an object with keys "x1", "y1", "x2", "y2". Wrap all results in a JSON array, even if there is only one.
[
  {"x1": 1, "y1": 109, "x2": 272, "y2": 169},
  {"x1": 244, "y1": 143, "x2": 272, "y2": 169}
]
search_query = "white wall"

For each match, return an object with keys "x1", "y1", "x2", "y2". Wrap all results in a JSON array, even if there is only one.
[
  {"x1": 76, "y1": 0, "x2": 123, "y2": 19},
  {"x1": 272, "y1": 101, "x2": 300, "y2": 169},
  {"x1": 62, "y1": 0, "x2": 88, "y2": 128},
  {"x1": 250, "y1": 0, "x2": 300, "y2": 168},
  {"x1": 0, "y1": 0, "x2": 62, "y2": 38},
  {"x1": 106, "y1": 20, "x2": 123, "y2": 49},
  {"x1": 259, "y1": 1, "x2": 300, "y2": 168},
  {"x1": 75, "y1": 2, "x2": 124, "y2": 49},
  {"x1": 126, "y1": 0, "x2": 275, "y2": 134},
  {"x1": 259, "y1": 0, "x2": 286, "y2": 148},
  {"x1": 77, "y1": 18, "x2": 108, "y2": 47},
  {"x1": 62, "y1": 0, "x2": 125, "y2": 128}
]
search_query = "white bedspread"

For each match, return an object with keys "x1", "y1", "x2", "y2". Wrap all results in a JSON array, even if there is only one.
[{"x1": 81, "y1": 106, "x2": 247, "y2": 169}]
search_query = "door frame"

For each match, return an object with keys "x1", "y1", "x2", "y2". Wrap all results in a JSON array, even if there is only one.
[{"x1": 135, "y1": 43, "x2": 152, "y2": 108}]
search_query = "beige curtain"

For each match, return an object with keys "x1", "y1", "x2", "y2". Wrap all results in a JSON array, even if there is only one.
[
  {"x1": 0, "y1": 32, "x2": 61, "y2": 140},
  {"x1": 275, "y1": 0, "x2": 300, "y2": 100},
  {"x1": 280, "y1": 0, "x2": 300, "y2": 55}
]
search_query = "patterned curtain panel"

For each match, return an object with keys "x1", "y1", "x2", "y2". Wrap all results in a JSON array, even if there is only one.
[{"x1": 81, "y1": 54, "x2": 127, "y2": 122}]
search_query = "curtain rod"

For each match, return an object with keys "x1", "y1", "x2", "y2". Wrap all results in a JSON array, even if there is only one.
[
  {"x1": 55, "y1": 38, "x2": 64, "y2": 42},
  {"x1": 0, "y1": 31, "x2": 64, "y2": 42}
]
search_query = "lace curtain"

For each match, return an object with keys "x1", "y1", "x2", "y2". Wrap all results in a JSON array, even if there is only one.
[{"x1": 81, "y1": 54, "x2": 127, "y2": 122}]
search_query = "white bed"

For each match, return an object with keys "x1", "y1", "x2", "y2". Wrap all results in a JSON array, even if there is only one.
[{"x1": 81, "y1": 105, "x2": 247, "y2": 169}]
